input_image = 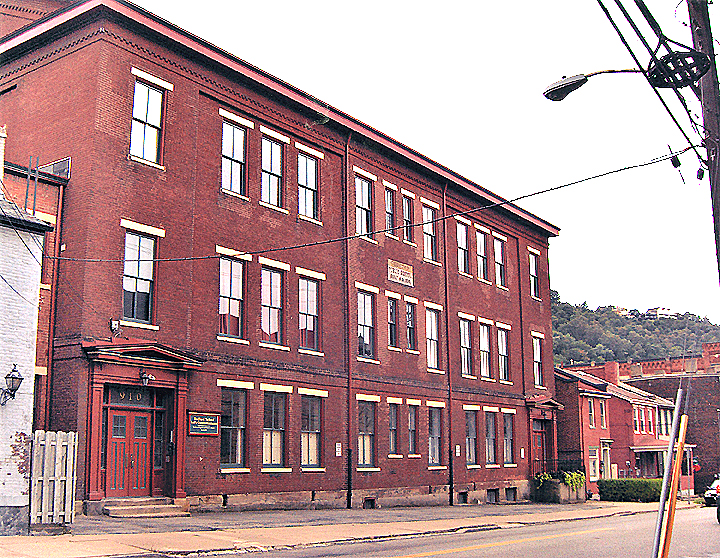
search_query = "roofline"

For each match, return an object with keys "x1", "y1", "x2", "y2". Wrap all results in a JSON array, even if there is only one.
[{"x1": 0, "y1": 0, "x2": 559, "y2": 237}]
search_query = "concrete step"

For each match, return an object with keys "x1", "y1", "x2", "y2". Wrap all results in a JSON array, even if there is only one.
[{"x1": 102, "y1": 497, "x2": 189, "y2": 518}]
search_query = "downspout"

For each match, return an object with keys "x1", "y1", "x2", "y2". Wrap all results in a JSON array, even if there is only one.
[
  {"x1": 515, "y1": 239, "x2": 532, "y2": 471},
  {"x1": 45, "y1": 179, "x2": 65, "y2": 430},
  {"x1": 441, "y1": 183, "x2": 454, "y2": 505},
  {"x1": 343, "y1": 131, "x2": 353, "y2": 509}
]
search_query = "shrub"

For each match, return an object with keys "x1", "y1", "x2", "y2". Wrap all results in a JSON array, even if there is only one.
[
  {"x1": 597, "y1": 479, "x2": 663, "y2": 502},
  {"x1": 563, "y1": 470, "x2": 586, "y2": 492}
]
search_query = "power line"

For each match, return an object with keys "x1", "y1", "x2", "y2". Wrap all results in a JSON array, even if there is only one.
[{"x1": 0, "y1": 273, "x2": 35, "y2": 306}]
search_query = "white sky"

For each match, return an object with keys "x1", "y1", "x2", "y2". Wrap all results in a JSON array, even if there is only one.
[{"x1": 134, "y1": 0, "x2": 720, "y2": 323}]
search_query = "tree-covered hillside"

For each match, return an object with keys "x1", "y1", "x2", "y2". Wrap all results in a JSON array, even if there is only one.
[{"x1": 551, "y1": 291, "x2": 720, "y2": 366}]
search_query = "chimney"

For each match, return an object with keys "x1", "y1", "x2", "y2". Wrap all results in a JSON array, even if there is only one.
[{"x1": 0, "y1": 125, "x2": 6, "y2": 191}]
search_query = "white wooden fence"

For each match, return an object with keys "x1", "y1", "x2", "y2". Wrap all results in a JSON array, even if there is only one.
[{"x1": 30, "y1": 431, "x2": 78, "y2": 525}]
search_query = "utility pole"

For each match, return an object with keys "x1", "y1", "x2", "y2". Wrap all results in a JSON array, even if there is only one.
[{"x1": 687, "y1": 0, "x2": 720, "y2": 281}]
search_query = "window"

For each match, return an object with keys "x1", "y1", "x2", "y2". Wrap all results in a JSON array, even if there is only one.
[
  {"x1": 494, "y1": 236, "x2": 506, "y2": 287},
  {"x1": 263, "y1": 392, "x2": 286, "y2": 466},
  {"x1": 503, "y1": 413, "x2": 514, "y2": 464},
  {"x1": 261, "y1": 268, "x2": 283, "y2": 344},
  {"x1": 219, "y1": 258, "x2": 243, "y2": 337},
  {"x1": 459, "y1": 318, "x2": 473, "y2": 377},
  {"x1": 498, "y1": 328, "x2": 510, "y2": 382},
  {"x1": 298, "y1": 153, "x2": 318, "y2": 219},
  {"x1": 301, "y1": 395, "x2": 321, "y2": 467},
  {"x1": 221, "y1": 121, "x2": 245, "y2": 195},
  {"x1": 358, "y1": 400, "x2": 375, "y2": 467},
  {"x1": 130, "y1": 81, "x2": 163, "y2": 163},
  {"x1": 220, "y1": 388, "x2": 246, "y2": 466},
  {"x1": 355, "y1": 176, "x2": 373, "y2": 236},
  {"x1": 476, "y1": 230, "x2": 488, "y2": 281},
  {"x1": 261, "y1": 137, "x2": 283, "y2": 207},
  {"x1": 465, "y1": 410, "x2": 477, "y2": 465},
  {"x1": 406, "y1": 301, "x2": 417, "y2": 351},
  {"x1": 428, "y1": 407, "x2": 441, "y2": 466},
  {"x1": 647, "y1": 408, "x2": 653, "y2": 434},
  {"x1": 640, "y1": 408, "x2": 646, "y2": 433},
  {"x1": 529, "y1": 251, "x2": 540, "y2": 298},
  {"x1": 408, "y1": 405, "x2": 417, "y2": 454},
  {"x1": 388, "y1": 298, "x2": 399, "y2": 348},
  {"x1": 588, "y1": 398, "x2": 596, "y2": 428},
  {"x1": 457, "y1": 223, "x2": 470, "y2": 274},
  {"x1": 479, "y1": 323, "x2": 491, "y2": 378},
  {"x1": 385, "y1": 187, "x2": 395, "y2": 233},
  {"x1": 532, "y1": 336, "x2": 543, "y2": 386},
  {"x1": 123, "y1": 232, "x2": 154, "y2": 322},
  {"x1": 426, "y1": 308, "x2": 440, "y2": 370},
  {"x1": 422, "y1": 206, "x2": 438, "y2": 261},
  {"x1": 389, "y1": 403, "x2": 399, "y2": 454},
  {"x1": 588, "y1": 447, "x2": 599, "y2": 481},
  {"x1": 358, "y1": 291, "x2": 375, "y2": 358},
  {"x1": 633, "y1": 407, "x2": 639, "y2": 433},
  {"x1": 299, "y1": 277, "x2": 319, "y2": 350},
  {"x1": 600, "y1": 399, "x2": 607, "y2": 429},
  {"x1": 402, "y1": 195, "x2": 413, "y2": 242},
  {"x1": 485, "y1": 412, "x2": 497, "y2": 465}
]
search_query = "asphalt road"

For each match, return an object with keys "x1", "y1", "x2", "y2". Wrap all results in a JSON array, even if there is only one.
[{"x1": 244, "y1": 507, "x2": 719, "y2": 558}]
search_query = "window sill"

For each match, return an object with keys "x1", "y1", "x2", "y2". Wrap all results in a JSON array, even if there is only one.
[
  {"x1": 458, "y1": 271, "x2": 473, "y2": 279},
  {"x1": 387, "y1": 454, "x2": 404, "y2": 459},
  {"x1": 428, "y1": 368, "x2": 445, "y2": 375},
  {"x1": 531, "y1": 295, "x2": 542, "y2": 302},
  {"x1": 480, "y1": 377, "x2": 496, "y2": 382},
  {"x1": 423, "y1": 258, "x2": 442, "y2": 267},
  {"x1": 129, "y1": 154, "x2": 165, "y2": 171},
  {"x1": 408, "y1": 454, "x2": 422, "y2": 459},
  {"x1": 466, "y1": 464, "x2": 482, "y2": 470},
  {"x1": 357, "y1": 467, "x2": 381, "y2": 472},
  {"x1": 486, "y1": 464, "x2": 501, "y2": 469},
  {"x1": 461, "y1": 374, "x2": 477, "y2": 380},
  {"x1": 357, "y1": 356, "x2": 380, "y2": 365},
  {"x1": 406, "y1": 349, "x2": 421, "y2": 355},
  {"x1": 403, "y1": 240, "x2": 417, "y2": 247},
  {"x1": 385, "y1": 232, "x2": 399, "y2": 240},
  {"x1": 221, "y1": 188, "x2": 249, "y2": 201},
  {"x1": 359, "y1": 235, "x2": 378, "y2": 245},
  {"x1": 387, "y1": 346, "x2": 403, "y2": 352},
  {"x1": 503, "y1": 463, "x2": 518, "y2": 468},
  {"x1": 301, "y1": 467, "x2": 326, "y2": 472},
  {"x1": 259, "y1": 341, "x2": 291, "y2": 351},
  {"x1": 219, "y1": 467, "x2": 250, "y2": 474},
  {"x1": 534, "y1": 385, "x2": 548, "y2": 390},
  {"x1": 428, "y1": 465, "x2": 447, "y2": 471},
  {"x1": 497, "y1": 285, "x2": 510, "y2": 292},
  {"x1": 119, "y1": 319, "x2": 159, "y2": 331},
  {"x1": 297, "y1": 213, "x2": 323, "y2": 226},
  {"x1": 259, "y1": 200, "x2": 290, "y2": 214},
  {"x1": 261, "y1": 467, "x2": 293, "y2": 473},
  {"x1": 499, "y1": 380, "x2": 513, "y2": 385},
  {"x1": 478, "y1": 277, "x2": 492, "y2": 285},
  {"x1": 217, "y1": 334, "x2": 250, "y2": 345},
  {"x1": 298, "y1": 348, "x2": 324, "y2": 357}
]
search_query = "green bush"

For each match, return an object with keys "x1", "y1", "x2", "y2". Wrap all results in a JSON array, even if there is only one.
[{"x1": 597, "y1": 479, "x2": 663, "y2": 502}]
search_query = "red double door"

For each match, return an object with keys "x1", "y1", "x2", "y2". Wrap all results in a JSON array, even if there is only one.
[{"x1": 106, "y1": 409, "x2": 152, "y2": 497}]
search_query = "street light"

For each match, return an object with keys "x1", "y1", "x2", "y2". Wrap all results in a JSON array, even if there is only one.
[
  {"x1": 544, "y1": 69, "x2": 642, "y2": 101},
  {"x1": 0, "y1": 365, "x2": 23, "y2": 406}
]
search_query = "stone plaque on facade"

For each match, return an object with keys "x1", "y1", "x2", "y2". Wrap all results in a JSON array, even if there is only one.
[{"x1": 388, "y1": 259, "x2": 414, "y2": 287}]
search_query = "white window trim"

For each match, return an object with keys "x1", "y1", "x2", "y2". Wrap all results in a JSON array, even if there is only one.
[
  {"x1": 463, "y1": 404, "x2": 481, "y2": 411},
  {"x1": 400, "y1": 188, "x2": 415, "y2": 199},
  {"x1": 298, "y1": 348, "x2": 325, "y2": 357},
  {"x1": 217, "y1": 335, "x2": 250, "y2": 345},
  {"x1": 119, "y1": 319, "x2": 159, "y2": 331},
  {"x1": 385, "y1": 290, "x2": 401, "y2": 299},
  {"x1": 426, "y1": 400, "x2": 445, "y2": 408},
  {"x1": 404, "y1": 295, "x2": 419, "y2": 304},
  {"x1": 120, "y1": 218, "x2": 165, "y2": 238},
  {"x1": 259, "y1": 200, "x2": 290, "y2": 214},
  {"x1": 382, "y1": 179, "x2": 397, "y2": 190},
  {"x1": 387, "y1": 396, "x2": 403, "y2": 404},
  {"x1": 219, "y1": 108, "x2": 255, "y2": 129},
  {"x1": 420, "y1": 197, "x2": 440, "y2": 210},
  {"x1": 258, "y1": 256, "x2": 291, "y2": 271},
  {"x1": 352, "y1": 165, "x2": 377, "y2": 181},
  {"x1": 355, "y1": 281, "x2": 379, "y2": 294},
  {"x1": 501, "y1": 408, "x2": 517, "y2": 414},
  {"x1": 492, "y1": 231, "x2": 508, "y2": 242},
  {"x1": 531, "y1": 331, "x2": 545, "y2": 339},
  {"x1": 458, "y1": 311, "x2": 476, "y2": 321},
  {"x1": 424, "y1": 301, "x2": 444, "y2": 311},
  {"x1": 483, "y1": 406, "x2": 500, "y2": 412},
  {"x1": 295, "y1": 141, "x2": 324, "y2": 159},
  {"x1": 296, "y1": 267, "x2": 326, "y2": 281},
  {"x1": 260, "y1": 383, "x2": 293, "y2": 393},
  {"x1": 261, "y1": 467, "x2": 293, "y2": 473},
  {"x1": 219, "y1": 467, "x2": 251, "y2": 474},
  {"x1": 477, "y1": 317, "x2": 494, "y2": 325},
  {"x1": 216, "y1": 245, "x2": 252, "y2": 260},
  {"x1": 406, "y1": 399, "x2": 421, "y2": 406},
  {"x1": 259, "y1": 125, "x2": 290, "y2": 144},
  {"x1": 217, "y1": 379, "x2": 254, "y2": 390},
  {"x1": 131, "y1": 67, "x2": 174, "y2": 91},
  {"x1": 473, "y1": 223, "x2": 490, "y2": 233},
  {"x1": 528, "y1": 246, "x2": 541, "y2": 255},
  {"x1": 454, "y1": 215, "x2": 471, "y2": 226},
  {"x1": 496, "y1": 321, "x2": 512, "y2": 330},
  {"x1": 298, "y1": 387, "x2": 328, "y2": 397},
  {"x1": 258, "y1": 341, "x2": 291, "y2": 352},
  {"x1": 357, "y1": 356, "x2": 381, "y2": 365},
  {"x1": 129, "y1": 154, "x2": 166, "y2": 170},
  {"x1": 356, "y1": 393, "x2": 381, "y2": 402}
]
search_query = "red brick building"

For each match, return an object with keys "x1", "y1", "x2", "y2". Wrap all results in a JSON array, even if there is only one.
[
  {"x1": 0, "y1": 0, "x2": 560, "y2": 511},
  {"x1": 556, "y1": 365, "x2": 695, "y2": 497}
]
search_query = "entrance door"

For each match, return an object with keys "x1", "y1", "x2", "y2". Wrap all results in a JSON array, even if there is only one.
[
  {"x1": 532, "y1": 420, "x2": 547, "y2": 473},
  {"x1": 106, "y1": 409, "x2": 152, "y2": 497}
]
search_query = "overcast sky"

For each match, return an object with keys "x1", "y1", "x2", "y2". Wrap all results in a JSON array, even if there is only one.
[{"x1": 133, "y1": 0, "x2": 720, "y2": 323}]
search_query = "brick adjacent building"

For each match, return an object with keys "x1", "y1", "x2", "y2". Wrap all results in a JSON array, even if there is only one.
[{"x1": 0, "y1": 0, "x2": 560, "y2": 511}]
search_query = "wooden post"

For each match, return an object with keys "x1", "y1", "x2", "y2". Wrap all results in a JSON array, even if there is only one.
[{"x1": 659, "y1": 414, "x2": 688, "y2": 558}]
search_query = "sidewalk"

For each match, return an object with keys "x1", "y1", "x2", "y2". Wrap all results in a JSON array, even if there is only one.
[{"x1": 0, "y1": 500, "x2": 699, "y2": 558}]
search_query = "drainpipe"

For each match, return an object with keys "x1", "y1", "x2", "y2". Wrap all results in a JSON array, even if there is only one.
[
  {"x1": 441, "y1": 183, "x2": 454, "y2": 505},
  {"x1": 0, "y1": 125, "x2": 6, "y2": 188},
  {"x1": 343, "y1": 131, "x2": 353, "y2": 509}
]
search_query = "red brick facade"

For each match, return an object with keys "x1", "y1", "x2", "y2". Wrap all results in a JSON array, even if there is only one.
[{"x1": 0, "y1": 0, "x2": 560, "y2": 510}]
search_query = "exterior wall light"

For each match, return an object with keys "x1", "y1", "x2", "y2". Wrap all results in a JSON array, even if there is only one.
[
  {"x1": 139, "y1": 370, "x2": 156, "y2": 386},
  {"x1": 0, "y1": 364, "x2": 23, "y2": 405}
]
